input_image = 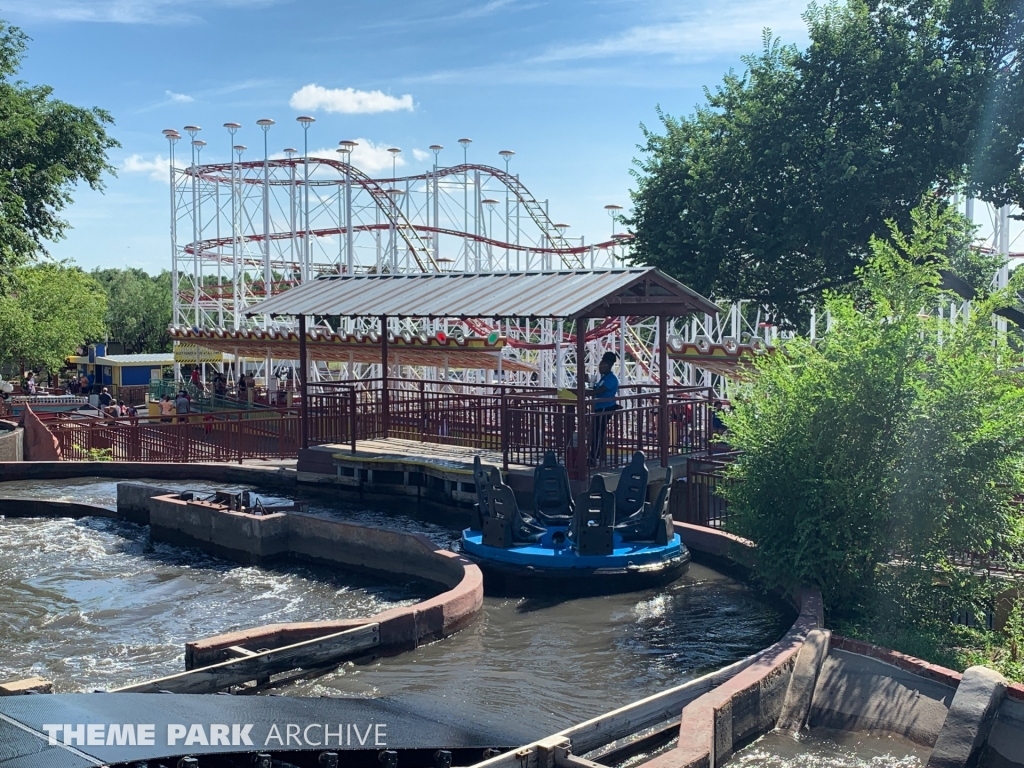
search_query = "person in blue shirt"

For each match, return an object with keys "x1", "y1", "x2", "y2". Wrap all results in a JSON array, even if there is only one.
[{"x1": 588, "y1": 351, "x2": 619, "y2": 466}]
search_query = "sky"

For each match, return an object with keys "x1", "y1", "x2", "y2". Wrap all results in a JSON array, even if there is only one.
[{"x1": 3, "y1": 0, "x2": 817, "y2": 275}]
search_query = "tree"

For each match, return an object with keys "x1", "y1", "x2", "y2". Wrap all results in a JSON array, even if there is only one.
[
  {"x1": 722, "y1": 200, "x2": 1024, "y2": 624},
  {"x1": 0, "y1": 21, "x2": 118, "y2": 283},
  {"x1": 91, "y1": 268, "x2": 172, "y2": 354},
  {"x1": 628, "y1": 0, "x2": 1024, "y2": 326},
  {"x1": 0, "y1": 262, "x2": 107, "y2": 373}
]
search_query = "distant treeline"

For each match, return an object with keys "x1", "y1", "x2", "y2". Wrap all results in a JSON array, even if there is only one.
[{"x1": 90, "y1": 267, "x2": 173, "y2": 354}]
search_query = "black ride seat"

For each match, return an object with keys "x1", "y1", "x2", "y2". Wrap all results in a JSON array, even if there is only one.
[
  {"x1": 533, "y1": 451, "x2": 574, "y2": 526},
  {"x1": 571, "y1": 475, "x2": 615, "y2": 556},
  {"x1": 471, "y1": 455, "x2": 498, "y2": 530},
  {"x1": 614, "y1": 451, "x2": 649, "y2": 522},
  {"x1": 616, "y1": 466, "x2": 675, "y2": 546},
  {"x1": 482, "y1": 483, "x2": 546, "y2": 548}
]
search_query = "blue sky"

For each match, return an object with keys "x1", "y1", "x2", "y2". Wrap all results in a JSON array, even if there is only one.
[{"x1": 6, "y1": 0, "x2": 816, "y2": 274}]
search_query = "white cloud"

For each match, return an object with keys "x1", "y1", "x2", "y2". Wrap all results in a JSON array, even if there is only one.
[
  {"x1": 536, "y1": 1, "x2": 808, "y2": 64},
  {"x1": 165, "y1": 90, "x2": 193, "y2": 103},
  {"x1": 347, "y1": 139, "x2": 408, "y2": 175},
  {"x1": 270, "y1": 141, "x2": 406, "y2": 176},
  {"x1": 412, "y1": 149, "x2": 430, "y2": 162},
  {"x1": 289, "y1": 84, "x2": 414, "y2": 115},
  {"x1": 409, "y1": 0, "x2": 809, "y2": 86},
  {"x1": 455, "y1": 0, "x2": 517, "y2": 19},
  {"x1": 122, "y1": 153, "x2": 170, "y2": 182},
  {"x1": 2, "y1": 0, "x2": 278, "y2": 24}
]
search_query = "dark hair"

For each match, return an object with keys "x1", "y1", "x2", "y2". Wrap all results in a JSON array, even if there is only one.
[{"x1": 601, "y1": 351, "x2": 618, "y2": 365}]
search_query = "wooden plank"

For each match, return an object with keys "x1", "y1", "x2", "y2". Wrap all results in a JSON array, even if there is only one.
[
  {"x1": 554, "y1": 653, "x2": 756, "y2": 754},
  {"x1": 112, "y1": 623, "x2": 379, "y2": 694},
  {"x1": 581, "y1": 718, "x2": 680, "y2": 764},
  {"x1": 464, "y1": 655, "x2": 758, "y2": 768},
  {"x1": 226, "y1": 645, "x2": 258, "y2": 658},
  {"x1": 555, "y1": 753, "x2": 605, "y2": 768}
]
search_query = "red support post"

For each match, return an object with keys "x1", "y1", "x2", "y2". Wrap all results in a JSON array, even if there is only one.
[
  {"x1": 298, "y1": 314, "x2": 309, "y2": 450},
  {"x1": 381, "y1": 315, "x2": 390, "y2": 439},
  {"x1": 658, "y1": 314, "x2": 669, "y2": 468},
  {"x1": 576, "y1": 317, "x2": 588, "y2": 481},
  {"x1": 350, "y1": 386, "x2": 357, "y2": 454},
  {"x1": 500, "y1": 385, "x2": 509, "y2": 472}
]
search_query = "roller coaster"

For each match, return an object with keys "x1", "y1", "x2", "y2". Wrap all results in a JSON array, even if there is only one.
[
  {"x1": 163, "y1": 125, "x2": 1020, "y2": 392},
  {"x1": 165, "y1": 128, "x2": 727, "y2": 391}
]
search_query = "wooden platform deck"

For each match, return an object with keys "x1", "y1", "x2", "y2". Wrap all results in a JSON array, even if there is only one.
[
  {"x1": 299, "y1": 438, "x2": 694, "y2": 511},
  {"x1": 315, "y1": 438, "x2": 534, "y2": 475}
]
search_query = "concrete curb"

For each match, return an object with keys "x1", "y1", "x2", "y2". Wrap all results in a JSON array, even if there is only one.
[{"x1": 0, "y1": 497, "x2": 117, "y2": 519}]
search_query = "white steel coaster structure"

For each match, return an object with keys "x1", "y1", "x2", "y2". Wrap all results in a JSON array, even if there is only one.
[{"x1": 162, "y1": 122, "x2": 813, "y2": 393}]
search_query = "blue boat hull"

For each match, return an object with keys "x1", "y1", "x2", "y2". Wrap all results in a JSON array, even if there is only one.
[{"x1": 460, "y1": 527, "x2": 690, "y2": 595}]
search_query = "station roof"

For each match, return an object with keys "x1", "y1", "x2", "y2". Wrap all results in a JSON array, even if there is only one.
[
  {"x1": 68, "y1": 353, "x2": 175, "y2": 366},
  {"x1": 246, "y1": 268, "x2": 720, "y2": 320}
]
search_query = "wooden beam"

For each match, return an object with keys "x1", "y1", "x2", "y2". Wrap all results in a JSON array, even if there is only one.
[{"x1": 112, "y1": 623, "x2": 379, "y2": 694}]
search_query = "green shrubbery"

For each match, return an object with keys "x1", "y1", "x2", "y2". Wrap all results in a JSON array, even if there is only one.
[{"x1": 723, "y1": 201, "x2": 1024, "y2": 649}]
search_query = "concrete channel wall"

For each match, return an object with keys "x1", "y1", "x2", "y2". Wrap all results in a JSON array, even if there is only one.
[
  {"x1": 0, "y1": 485, "x2": 484, "y2": 687},
  {"x1": 825, "y1": 636, "x2": 1024, "y2": 768},
  {"x1": 127, "y1": 485, "x2": 484, "y2": 665},
  {"x1": 0, "y1": 420, "x2": 23, "y2": 462},
  {"x1": 0, "y1": 460, "x2": 300, "y2": 489}
]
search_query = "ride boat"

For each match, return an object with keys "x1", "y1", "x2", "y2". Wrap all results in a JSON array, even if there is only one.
[{"x1": 460, "y1": 450, "x2": 690, "y2": 594}]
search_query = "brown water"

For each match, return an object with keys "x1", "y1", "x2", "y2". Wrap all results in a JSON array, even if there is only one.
[
  {"x1": 727, "y1": 730, "x2": 930, "y2": 768},
  {"x1": 0, "y1": 478, "x2": 791, "y2": 741}
]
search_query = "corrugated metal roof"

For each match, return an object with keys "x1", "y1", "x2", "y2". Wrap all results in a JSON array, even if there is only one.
[
  {"x1": 245, "y1": 268, "x2": 720, "y2": 319},
  {"x1": 100, "y1": 354, "x2": 175, "y2": 364},
  {"x1": 68, "y1": 354, "x2": 175, "y2": 365}
]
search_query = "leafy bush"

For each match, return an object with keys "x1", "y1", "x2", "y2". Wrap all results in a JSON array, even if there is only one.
[{"x1": 723, "y1": 200, "x2": 1024, "y2": 625}]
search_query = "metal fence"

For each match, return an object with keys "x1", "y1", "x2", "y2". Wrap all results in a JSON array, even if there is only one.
[
  {"x1": 50, "y1": 409, "x2": 300, "y2": 463},
  {"x1": 47, "y1": 379, "x2": 718, "y2": 470},
  {"x1": 311, "y1": 379, "x2": 715, "y2": 470},
  {"x1": 677, "y1": 454, "x2": 739, "y2": 528}
]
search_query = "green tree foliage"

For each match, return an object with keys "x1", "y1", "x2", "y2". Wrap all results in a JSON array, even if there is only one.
[
  {"x1": 91, "y1": 268, "x2": 172, "y2": 354},
  {"x1": 0, "y1": 262, "x2": 107, "y2": 373},
  {"x1": 0, "y1": 21, "x2": 118, "y2": 282},
  {"x1": 723, "y1": 200, "x2": 1024, "y2": 624},
  {"x1": 629, "y1": 0, "x2": 1024, "y2": 325}
]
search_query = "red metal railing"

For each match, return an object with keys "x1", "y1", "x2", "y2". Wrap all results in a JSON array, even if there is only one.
[
  {"x1": 678, "y1": 453, "x2": 739, "y2": 528},
  {"x1": 309, "y1": 379, "x2": 715, "y2": 470},
  {"x1": 48, "y1": 379, "x2": 718, "y2": 469},
  {"x1": 49, "y1": 408, "x2": 300, "y2": 463}
]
